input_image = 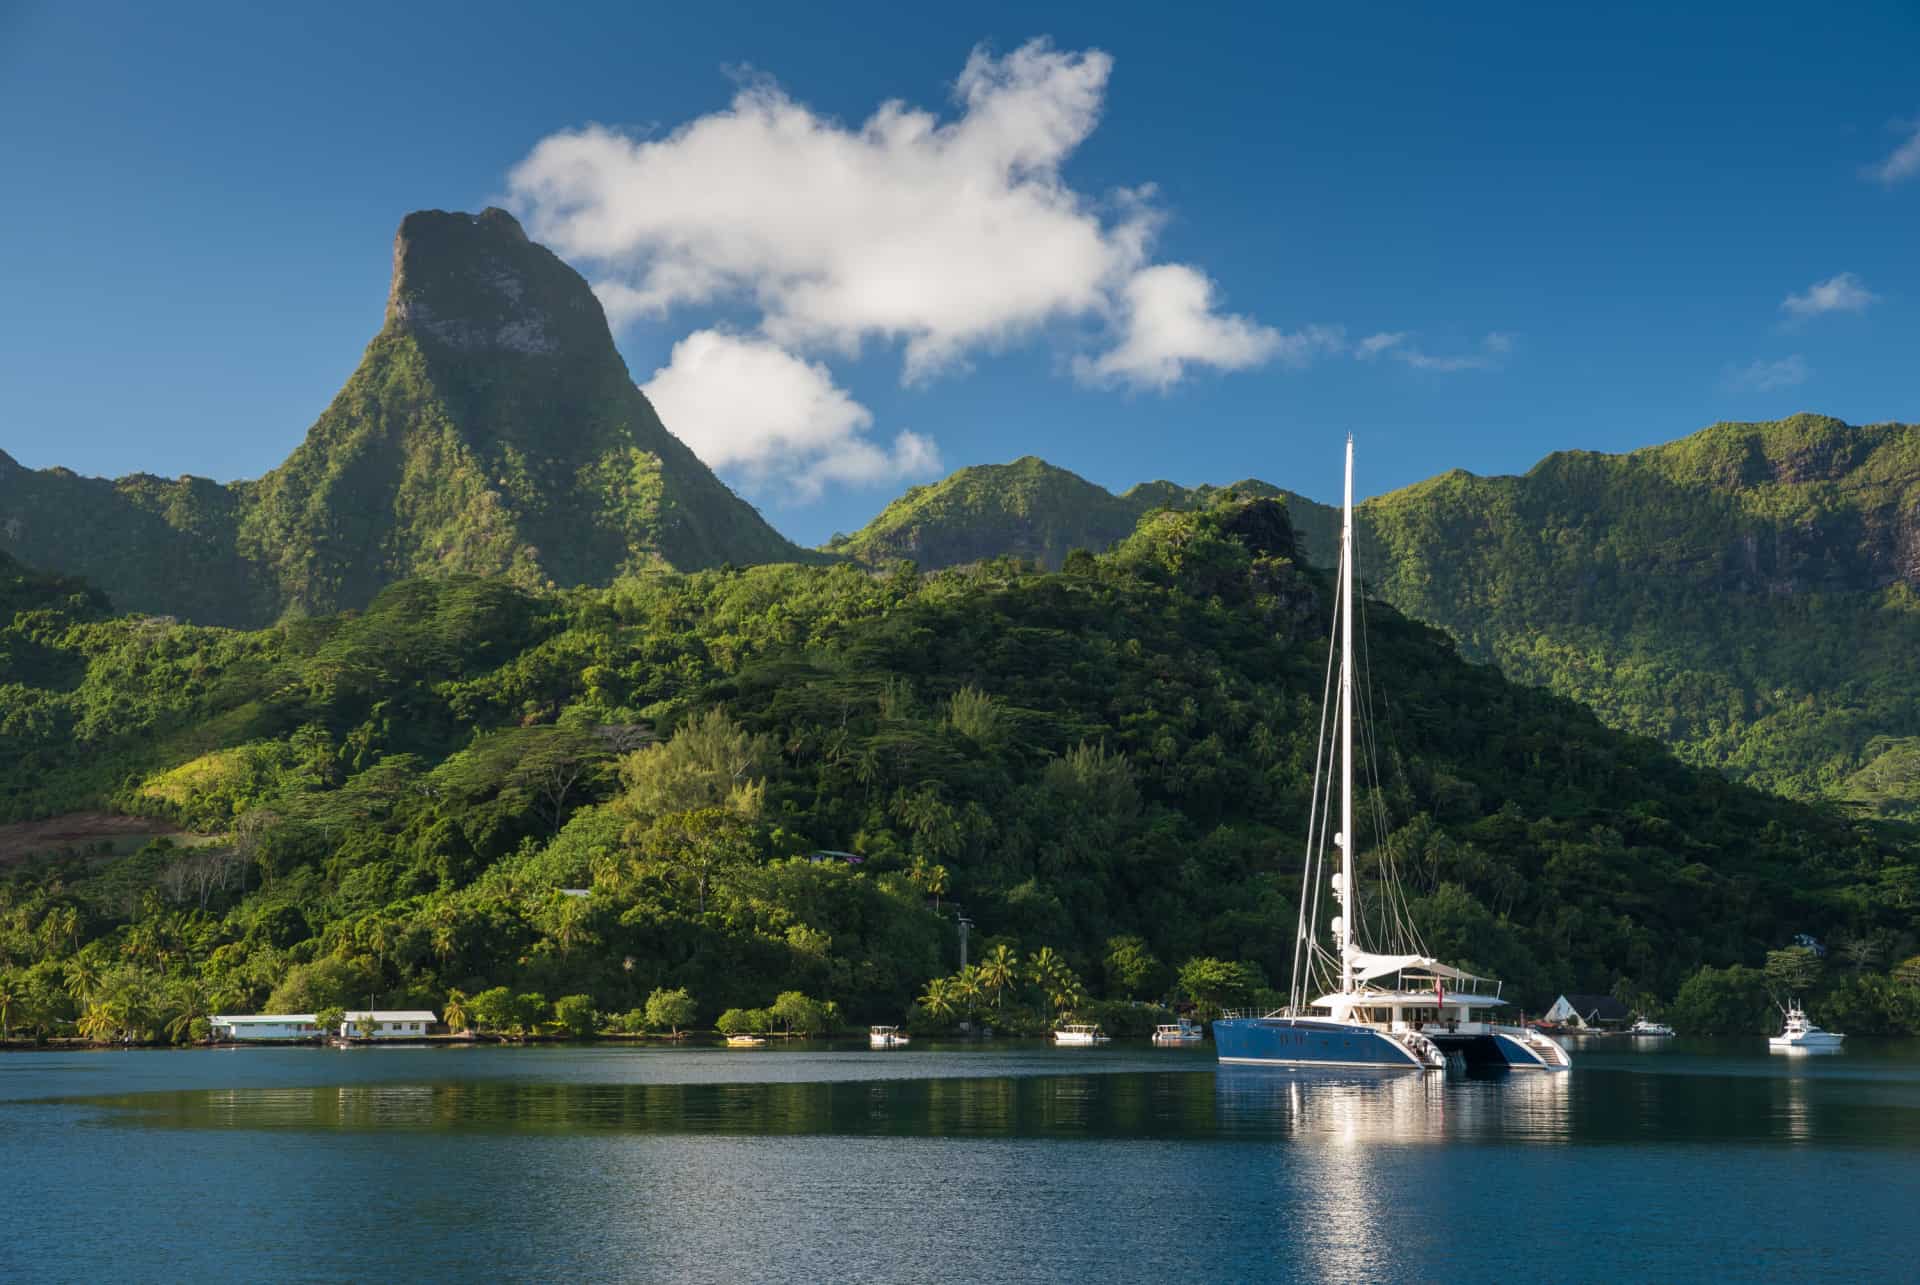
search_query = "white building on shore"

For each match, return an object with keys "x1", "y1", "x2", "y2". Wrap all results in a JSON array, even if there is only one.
[
  {"x1": 339, "y1": 1011, "x2": 438, "y2": 1039},
  {"x1": 209, "y1": 1014, "x2": 324, "y2": 1042},
  {"x1": 209, "y1": 1011, "x2": 440, "y2": 1041}
]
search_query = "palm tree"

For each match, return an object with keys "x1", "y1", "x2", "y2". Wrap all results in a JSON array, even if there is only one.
[
  {"x1": 1026, "y1": 946, "x2": 1063, "y2": 990},
  {"x1": 63, "y1": 956, "x2": 103, "y2": 1007},
  {"x1": 918, "y1": 977, "x2": 957, "y2": 1022},
  {"x1": 443, "y1": 989, "x2": 471, "y2": 1035},
  {"x1": 951, "y1": 967, "x2": 985, "y2": 1019},
  {"x1": 977, "y1": 945, "x2": 1019, "y2": 1008},
  {"x1": 0, "y1": 971, "x2": 18, "y2": 1039},
  {"x1": 1027, "y1": 947, "x2": 1081, "y2": 1019},
  {"x1": 76, "y1": 1001, "x2": 122, "y2": 1044}
]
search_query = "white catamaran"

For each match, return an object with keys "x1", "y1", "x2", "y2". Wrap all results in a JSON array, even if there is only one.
[{"x1": 1212, "y1": 438, "x2": 1570, "y2": 1073}]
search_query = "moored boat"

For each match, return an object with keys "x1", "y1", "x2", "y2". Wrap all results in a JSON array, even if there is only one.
[
  {"x1": 725, "y1": 1034, "x2": 767, "y2": 1048},
  {"x1": 869, "y1": 1025, "x2": 911, "y2": 1048},
  {"x1": 1769, "y1": 1003, "x2": 1843, "y2": 1051},
  {"x1": 1052, "y1": 1023, "x2": 1110, "y2": 1046},
  {"x1": 1152, "y1": 1018, "x2": 1204, "y2": 1045},
  {"x1": 1212, "y1": 439, "x2": 1570, "y2": 1076},
  {"x1": 1628, "y1": 1018, "x2": 1676, "y2": 1037}
]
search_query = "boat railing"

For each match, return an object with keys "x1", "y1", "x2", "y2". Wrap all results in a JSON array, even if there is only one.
[{"x1": 1390, "y1": 1018, "x2": 1497, "y2": 1036}]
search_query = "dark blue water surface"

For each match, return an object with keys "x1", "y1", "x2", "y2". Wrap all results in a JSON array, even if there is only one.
[{"x1": 3, "y1": 1037, "x2": 1917, "y2": 1282}]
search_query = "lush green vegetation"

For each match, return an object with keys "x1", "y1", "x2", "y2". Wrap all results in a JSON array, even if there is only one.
[
  {"x1": 1275, "y1": 415, "x2": 1920, "y2": 816},
  {"x1": 2, "y1": 495, "x2": 1916, "y2": 1042},
  {"x1": 0, "y1": 208, "x2": 803, "y2": 628},
  {"x1": 827, "y1": 454, "x2": 1293, "y2": 571},
  {"x1": 837, "y1": 418, "x2": 1920, "y2": 821}
]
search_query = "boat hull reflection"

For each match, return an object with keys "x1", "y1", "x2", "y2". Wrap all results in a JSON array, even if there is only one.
[{"x1": 1214, "y1": 1063, "x2": 1572, "y2": 1144}]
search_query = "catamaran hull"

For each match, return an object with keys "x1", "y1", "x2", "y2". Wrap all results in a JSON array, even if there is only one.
[
  {"x1": 1212, "y1": 1017, "x2": 1432, "y2": 1069},
  {"x1": 1427, "y1": 1030, "x2": 1569, "y2": 1070}
]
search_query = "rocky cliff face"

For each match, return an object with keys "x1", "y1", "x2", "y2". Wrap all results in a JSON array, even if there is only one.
[{"x1": 0, "y1": 209, "x2": 805, "y2": 625}]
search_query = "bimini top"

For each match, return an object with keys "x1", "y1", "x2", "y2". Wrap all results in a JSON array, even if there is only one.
[{"x1": 1350, "y1": 952, "x2": 1494, "y2": 987}]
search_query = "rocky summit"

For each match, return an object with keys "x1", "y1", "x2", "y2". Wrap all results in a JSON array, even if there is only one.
[{"x1": 0, "y1": 208, "x2": 802, "y2": 626}]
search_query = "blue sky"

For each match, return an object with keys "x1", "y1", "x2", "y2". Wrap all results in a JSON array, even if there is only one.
[{"x1": 2, "y1": 0, "x2": 1914, "y2": 545}]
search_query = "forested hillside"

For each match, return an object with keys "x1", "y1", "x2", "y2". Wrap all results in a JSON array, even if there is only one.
[
  {"x1": 829, "y1": 455, "x2": 1291, "y2": 570},
  {"x1": 3, "y1": 499, "x2": 1915, "y2": 1044},
  {"x1": 1305, "y1": 415, "x2": 1920, "y2": 815},
  {"x1": 0, "y1": 209, "x2": 802, "y2": 628},
  {"x1": 846, "y1": 417, "x2": 1920, "y2": 819}
]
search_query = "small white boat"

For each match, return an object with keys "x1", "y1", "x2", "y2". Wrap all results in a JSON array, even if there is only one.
[
  {"x1": 1628, "y1": 1018, "x2": 1675, "y2": 1037},
  {"x1": 1052, "y1": 1023, "x2": 1110, "y2": 1046},
  {"x1": 1152, "y1": 1019, "x2": 1204, "y2": 1045},
  {"x1": 869, "y1": 1025, "x2": 911, "y2": 1049},
  {"x1": 725, "y1": 1034, "x2": 767, "y2": 1048},
  {"x1": 1769, "y1": 1003, "x2": 1843, "y2": 1051}
]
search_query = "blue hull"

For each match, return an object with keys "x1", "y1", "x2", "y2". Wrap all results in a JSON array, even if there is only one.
[{"x1": 1212, "y1": 1016, "x2": 1429, "y2": 1069}]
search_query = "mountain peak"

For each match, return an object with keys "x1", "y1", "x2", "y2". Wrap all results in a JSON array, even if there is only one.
[
  {"x1": 384, "y1": 207, "x2": 605, "y2": 357},
  {"x1": 832, "y1": 456, "x2": 1290, "y2": 570},
  {"x1": 0, "y1": 206, "x2": 804, "y2": 625}
]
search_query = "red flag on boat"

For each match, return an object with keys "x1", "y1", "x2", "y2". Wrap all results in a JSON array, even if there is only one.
[{"x1": 1434, "y1": 978, "x2": 1444, "y2": 1008}]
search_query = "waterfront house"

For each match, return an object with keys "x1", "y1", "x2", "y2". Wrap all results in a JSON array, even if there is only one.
[
  {"x1": 1543, "y1": 994, "x2": 1631, "y2": 1030},
  {"x1": 209, "y1": 1014, "x2": 324, "y2": 1042},
  {"x1": 338, "y1": 1010, "x2": 438, "y2": 1039}
]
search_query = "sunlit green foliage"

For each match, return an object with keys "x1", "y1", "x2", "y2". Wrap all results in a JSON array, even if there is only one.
[
  {"x1": 1277, "y1": 415, "x2": 1920, "y2": 814},
  {"x1": 0, "y1": 209, "x2": 805, "y2": 627},
  {"x1": 829, "y1": 455, "x2": 1292, "y2": 570},
  {"x1": 2, "y1": 493, "x2": 1917, "y2": 1046},
  {"x1": 643, "y1": 985, "x2": 696, "y2": 1036}
]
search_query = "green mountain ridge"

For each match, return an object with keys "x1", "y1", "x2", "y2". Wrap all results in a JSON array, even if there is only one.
[
  {"x1": 1, "y1": 208, "x2": 803, "y2": 627},
  {"x1": 2, "y1": 498, "x2": 1914, "y2": 1040},
  {"x1": 836, "y1": 416, "x2": 1920, "y2": 816},
  {"x1": 826, "y1": 455, "x2": 1295, "y2": 569},
  {"x1": 1325, "y1": 414, "x2": 1920, "y2": 812}
]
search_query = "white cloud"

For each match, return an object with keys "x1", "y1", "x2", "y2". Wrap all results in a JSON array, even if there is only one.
[
  {"x1": 1356, "y1": 330, "x2": 1511, "y2": 372},
  {"x1": 1076, "y1": 265, "x2": 1340, "y2": 388},
  {"x1": 507, "y1": 40, "x2": 1304, "y2": 391},
  {"x1": 640, "y1": 329, "x2": 940, "y2": 501},
  {"x1": 1356, "y1": 331, "x2": 1406, "y2": 359},
  {"x1": 1865, "y1": 118, "x2": 1920, "y2": 185},
  {"x1": 1724, "y1": 354, "x2": 1810, "y2": 392},
  {"x1": 1781, "y1": 272, "x2": 1876, "y2": 318}
]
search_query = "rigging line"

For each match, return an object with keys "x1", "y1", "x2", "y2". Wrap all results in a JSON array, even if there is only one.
[
  {"x1": 1354, "y1": 548, "x2": 1428, "y2": 959},
  {"x1": 1292, "y1": 543, "x2": 1342, "y2": 1012},
  {"x1": 1349, "y1": 535, "x2": 1396, "y2": 951},
  {"x1": 1303, "y1": 548, "x2": 1350, "y2": 1009}
]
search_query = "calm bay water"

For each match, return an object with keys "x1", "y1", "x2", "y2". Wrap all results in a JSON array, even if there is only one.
[{"x1": 3, "y1": 1038, "x2": 1916, "y2": 1282}]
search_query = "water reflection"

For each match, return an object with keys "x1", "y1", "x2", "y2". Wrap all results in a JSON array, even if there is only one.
[
  {"x1": 67, "y1": 1071, "x2": 1235, "y2": 1140},
  {"x1": 1212, "y1": 1068, "x2": 1572, "y2": 1144},
  {"x1": 8, "y1": 1047, "x2": 1920, "y2": 1284},
  {"x1": 35, "y1": 1043, "x2": 1920, "y2": 1151}
]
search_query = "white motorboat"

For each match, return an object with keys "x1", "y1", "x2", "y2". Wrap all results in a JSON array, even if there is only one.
[
  {"x1": 869, "y1": 1025, "x2": 911, "y2": 1049},
  {"x1": 1052, "y1": 1023, "x2": 1110, "y2": 1046},
  {"x1": 724, "y1": 1034, "x2": 767, "y2": 1048},
  {"x1": 1628, "y1": 1018, "x2": 1675, "y2": 1037},
  {"x1": 1769, "y1": 1003, "x2": 1843, "y2": 1050},
  {"x1": 1152, "y1": 1019, "x2": 1204, "y2": 1045}
]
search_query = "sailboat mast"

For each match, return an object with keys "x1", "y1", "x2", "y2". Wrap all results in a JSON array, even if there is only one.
[{"x1": 1340, "y1": 435, "x2": 1355, "y2": 995}]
